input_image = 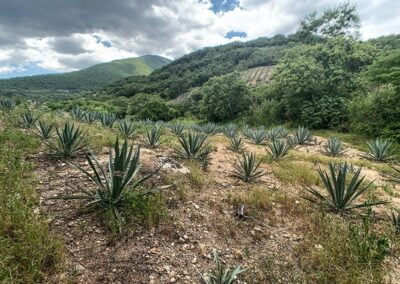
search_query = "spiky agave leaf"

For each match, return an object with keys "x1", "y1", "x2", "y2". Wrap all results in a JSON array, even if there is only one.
[
  {"x1": 70, "y1": 107, "x2": 85, "y2": 120},
  {"x1": 35, "y1": 120, "x2": 54, "y2": 140},
  {"x1": 303, "y1": 162, "x2": 387, "y2": 212},
  {"x1": 266, "y1": 139, "x2": 290, "y2": 161},
  {"x1": 248, "y1": 129, "x2": 267, "y2": 145},
  {"x1": 363, "y1": 138, "x2": 396, "y2": 162},
  {"x1": 49, "y1": 122, "x2": 87, "y2": 158},
  {"x1": 231, "y1": 152, "x2": 265, "y2": 182},
  {"x1": 202, "y1": 123, "x2": 220, "y2": 136},
  {"x1": 168, "y1": 123, "x2": 185, "y2": 137},
  {"x1": 241, "y1": 125, "x2": 253, "y2": 140},
  {"x1": 51, "y1": 139, "x2": 161, "y2": 231},
  {"x1": 83, "y1": 111, "x2": 99, "y2": 124},
  {"x1": 145, "y1": 125, "x2": 164, "y2": 147},
  {"x1": 266, "y1": 127, "x2": 281, "y2": 141},
  {"x1": 324, "y1": 136, "x2": 345, "y2": 157},
  {"x1": 202, "y1": 252, "x2": 245, "y2": 284},
  {"x1": 176, "y1": 131, "x2": 209, "y2": 160},
  {"x1": 293, "y1": 126, "x2": 312, "y2": 145},
  {"x1": 99, "y1": 113, "x2": 116, "y2": 128},
  {"x1": 276, "y1": 126, "x2": 289, "y2": 139},
  {"x1": 222, "y1": 123, "x2": 238, "y2": 138},
  {"x1": 19, "y1": 111, "x2": 39, "y2": 128},
  {"x1": 118, "y1": 119, "x2": 136, "y2": 138},
  {"x1": 0, "y1": 98, "x2": 16, "y2": 110},
  {"x1": 227, "y1": 135, "x2": 245, "y2": 153}
]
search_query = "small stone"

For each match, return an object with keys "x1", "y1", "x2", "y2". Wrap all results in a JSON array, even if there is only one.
[
  {"x1": 183, "y1": 234, "x2": 189, "y2": 240},
  {"x1": 170, "y1": 277, "x2": 177, "y2": 283},
  {"x1": 192, "y1": 257, "x2": 197, "y2": 264},
  {"x1": 198, "y1": 243, "x2": 206, "y2": 254},
  {"x1": 150, "y1": 247, "x2": 161, "y2": 254},
  {"x1": 193, "y1": 203, "x2": 200, "y2": 209},
  {"x1": 74, "y1": 264, "x2": 85, "y2": 275},
  {"x1": 233, "y1": 249, "x2": 243, "y2": 259},
  {"x1": 169, "y1": 271, "x2": 176, "y2": 277}
]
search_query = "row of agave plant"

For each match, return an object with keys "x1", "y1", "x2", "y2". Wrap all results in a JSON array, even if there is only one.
[{"x1": 11, "y1": 108, "x2": 400, "y2": 226}]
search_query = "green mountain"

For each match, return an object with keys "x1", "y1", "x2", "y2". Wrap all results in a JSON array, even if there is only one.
[
  {"x1": 0, "y1": 55, "x2": 170, "y2": 91},
  {"x1": 102, "y1": 35, "x2": 292, "y2": 99}
]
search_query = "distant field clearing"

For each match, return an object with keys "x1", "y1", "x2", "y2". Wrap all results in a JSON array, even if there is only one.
[{"x1": 241, "y1": 65, "x2": 275, "y2": 86}]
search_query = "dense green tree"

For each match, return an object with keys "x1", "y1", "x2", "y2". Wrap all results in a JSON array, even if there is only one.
[
  {"x1": 267, "y1": 36, "x2": 375, "y2": 128},
  {"x1": 200, "y1": 72, "x2": 251, "y2": 122},
  {"x1": 297, "y1": 3, "x2": 360, "y2": 43},
  {"x1": 127, "y1": 93, "x2": 179, "y2": 121},
  {"x1": 348, "y1": 50, "x2": 400, "y2": 140}
]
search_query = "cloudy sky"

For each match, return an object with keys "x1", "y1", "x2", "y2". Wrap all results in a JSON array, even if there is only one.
[{"x1": 0, "y1": 0, "x2": 399, "y2": 78}]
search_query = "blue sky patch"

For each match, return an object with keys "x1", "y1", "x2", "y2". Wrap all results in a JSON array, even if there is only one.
[
  {"x1": 225, "y1": 30, "x2": 247, "y2": 39},
  {"x1": 0, "y1": 63, "x2": 57, "y2": 79},
  {"x1": 209, "y1": 0, "x2": 239, "y2": 13}
]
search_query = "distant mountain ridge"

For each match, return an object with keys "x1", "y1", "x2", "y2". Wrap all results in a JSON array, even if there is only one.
[{"x1": 0, "y1": 55, "x2": 170, "y2": 91}]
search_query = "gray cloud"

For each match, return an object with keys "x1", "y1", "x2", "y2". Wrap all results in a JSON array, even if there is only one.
[
  {"x1": 0, "y1": 0, "x2": 399, "y2": 75},
  {"x1": 50, "y1": 37, "x2": 88, "y2": 55}
]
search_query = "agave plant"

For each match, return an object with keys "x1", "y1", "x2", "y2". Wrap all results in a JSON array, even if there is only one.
[
  {"x1": 242, "y1": 125, "x2": 253, "y2": 140},
  {"x1": 202, "y1": 252, "x2": 244, "y2": 284},
  {"x1": 303, "y1": 162, "x2": 387, "y2": 212},
  {"x1": 202, "y1": 123, "x2": 220, "y2": 136},
  {"x1": 227, "y1": 135, "x2": 245, "y2": 153},
  {"x1": 266, "y1": 128, "x2": 281, "y2": 141},
  {"x1": 83, "y1": 111, "x2": 99, "y2": 124},
  {"x1": 168, "y1": 123, "x2": 185, "y2": 137},
  {"x1": 276, "y1": 126, "x2": 289, "y2": 139},
  {"x1": 293, "y1": 127, "x2": 312, "y2": 145},
  {"x1": 324, "y1": 136, "x2": 345, "y2": 157},
  {"x1": 232, "y1": 152, "x2": 265, "y2": 182},
  {"x1": 19, "y1": 111, "x2": 39, "y2": 128},
  {"x1": 118, "y1": 119, "x2": 136, "y2": 138},
  {"x1": 248, "y1": 129, "x2": 267, "y2": 145},
  {"x1": 99, "y1": 113, "x2": 116, "y2": 128},
  {"x1": 49, "y1": 122, "x2": 87, "y2": 157},
  {"x1": 0, "y1": 98, "x2": 16, "y2": 110},
  {"x1": 70, "y1": 107, "x2": 85, "y2": 120},
  {"x1": 222, "y1": 123, "x2": 238, "y2": 138},
  {"x1": 145, "y1": 125, "x2": 164, "y2": 147},
  {"x1": 51, "y1": 139, "x2": 159, "y2": 231},
  {"x1": 363, "y1": 138, "x2": 397, "y2": 162},
  {"x1": 266, "y1": 139, "x2": 290, "y2": 161},
  {"x1": 36, "y1": 120, "x2": 54, "y2": 140},
  {"x1": 176, "y1": 131, "x2": 210, "y2": 160}
]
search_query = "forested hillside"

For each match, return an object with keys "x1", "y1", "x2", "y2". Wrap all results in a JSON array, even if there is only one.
[
  {"x1": 98, "y1": 3, "x2": 400, "y2": 141},
  {"x1": 102, "y1": 37, "x2": 290, "y2": 98},
  {"x1": 0, "y1": 55, "x2": 170, "y2": 91}
]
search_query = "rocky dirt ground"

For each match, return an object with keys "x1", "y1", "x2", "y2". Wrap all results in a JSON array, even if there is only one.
[{"x1": 31, "y1": 134, "x2": 400, "y2": 283}]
